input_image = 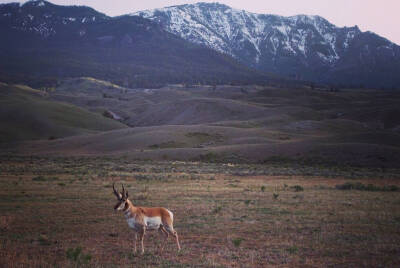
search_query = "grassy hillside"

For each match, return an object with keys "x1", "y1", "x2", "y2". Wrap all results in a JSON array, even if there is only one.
[
  {"x1": 0, "y1": 83, "x2": 126, "y2": 143},
  {"x1": 12, "y1": 79, "x2": 400, "y2": 168}
]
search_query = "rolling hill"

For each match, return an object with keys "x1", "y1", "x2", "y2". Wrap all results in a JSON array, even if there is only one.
[
  {"x1": 7, "y1": 78, "x2": 400, "y2": 168},
  {"x1": 0, "y1": 82, "x2": 126, "y2": 143}
]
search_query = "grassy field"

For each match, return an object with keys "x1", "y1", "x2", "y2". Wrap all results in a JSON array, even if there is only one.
[{"x1": 1, "y1": 157, "x2": 399, "y2": 267}]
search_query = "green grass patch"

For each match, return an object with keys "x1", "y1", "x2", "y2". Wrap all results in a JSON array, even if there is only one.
[
  {"x1": 197, "y1": 152, "x2": 221, "y2": 163},
  {"x1": 148, "y1": 141, "x2": 186, "y2": 149},
  {"x1": 232, "y1": 238, "x2": 243, "y2": 248},
  {"x1": 290, "y1": 185, "x2": 304, "y2": 192},
  {"x1": 250, "y1": 207, "x2": 291, "y2": 215},
  {"x1": 185, "y1": 132, "x2": 223, "y2": 143},
  {"x1": 286, "y1": 246, "x2": 299, "y2": 254},
  {"x1": 32, "y1": 176, "x2": 59, "y2": 182},
  {"x1": 66, "y1": 246, "x2": 92, "y2": 266},
  {"x1": 212, "y1": 206, "x2": 222, "y2": 214}
]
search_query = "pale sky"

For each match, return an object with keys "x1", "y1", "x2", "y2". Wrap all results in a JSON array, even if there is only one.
[{"x1": 2, "y1": 0, "x2": 400, "y2": 44}]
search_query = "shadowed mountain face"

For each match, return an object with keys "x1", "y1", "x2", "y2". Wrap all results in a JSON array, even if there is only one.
[
  {"x1": 135, "y1": 2, "x2": 400, "y2": 88},
  {"x1": 0, "y1": 1, "x2": 273, "y2": 88}
]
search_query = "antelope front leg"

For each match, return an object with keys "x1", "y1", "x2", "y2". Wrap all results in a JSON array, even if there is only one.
[
  {"x1": 133, "y1": 233, "x2": 137, "y2": 254},
  {"x1": 139, "y1": 229, "x2": 146, "y2": 254}
]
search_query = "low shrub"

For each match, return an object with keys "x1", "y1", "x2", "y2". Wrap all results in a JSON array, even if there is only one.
[
  {"x1": 336, "y1": 182, "x2": 399, "y2": 192},
  {"x1": 286, "y1": 246, "x2": 299, "y2": 254},
  {"x1": 291, "y1": 185, "x2": 304, "y2": 192},
  {"x1": 66, "y1": 246, "x2": 92, "y2": 265},
  {"x1": 232, "y1": 238, "x2": 243, "y2": 248},
  {"x1": 244, "y1": 200, "x2": 252, "y2": 206},
  {"x1": 212, "y1": 206, "x2": 222, "y2": 214}
]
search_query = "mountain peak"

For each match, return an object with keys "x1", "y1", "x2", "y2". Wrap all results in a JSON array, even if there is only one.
[
  {"x1": 289, "y1": 14, "x2": 327, "y2": 23},
  {"x1": 135, "y1": 2, "x2": 400, "y2": 88},
  {"x1": 23, "y1": 0, "x2": 47, "y2": 7},
  {"x1": 191, "y1": 2, "x2": 230, "y2": 8}
]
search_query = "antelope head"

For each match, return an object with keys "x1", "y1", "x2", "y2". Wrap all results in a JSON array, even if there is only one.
[{"x1": 113, "y1": 183, "x2": 129, "y2": 211}]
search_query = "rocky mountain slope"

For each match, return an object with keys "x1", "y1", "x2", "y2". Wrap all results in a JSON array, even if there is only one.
[{"x1": 135, "y1": 2, "x2": 400, "y2": 88}]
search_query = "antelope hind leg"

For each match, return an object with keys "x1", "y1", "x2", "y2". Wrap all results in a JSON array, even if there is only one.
[
  {"x1": 159, "y1": 225, "x2": 169, "y2": 252},
  {"x1": 165, "y1": 226, "x2": 181, "y2": 251}
]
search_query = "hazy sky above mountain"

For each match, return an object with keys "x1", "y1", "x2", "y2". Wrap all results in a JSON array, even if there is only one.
[{"x1": 4, "y1": 0, "x2": 400, "y2": 44}]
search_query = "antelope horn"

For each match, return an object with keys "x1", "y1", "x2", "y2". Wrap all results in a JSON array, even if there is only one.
[
  {"x1": 113, "y1": 182, "x2": 122, "y2": 200},
  {"x1": 122, "y1": 183, "x2": 126, "y2": 198}
]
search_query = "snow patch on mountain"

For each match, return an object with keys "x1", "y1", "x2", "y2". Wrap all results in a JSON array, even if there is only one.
[{"x1": 133, "y1": 2, "x2": 361, "y2": 66}]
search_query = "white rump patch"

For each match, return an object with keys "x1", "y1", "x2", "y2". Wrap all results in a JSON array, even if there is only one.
[{"x1": 167, "y1": 209, "x2": 173, "y2": 220}]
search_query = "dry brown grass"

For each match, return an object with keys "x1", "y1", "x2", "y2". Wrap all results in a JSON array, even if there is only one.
[{"x1": 0, "y1": 158, "x2": 400, "y2": 267}]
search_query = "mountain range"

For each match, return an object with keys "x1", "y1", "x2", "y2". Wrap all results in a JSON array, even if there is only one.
[
  {"x1": 0, "y1": 0, "x2": 269, "y2": 88},
  {"x1": 0, "y1": 0, "x2": 399, "y2": 88},
  {"x1": 135, "y1": 2, "x2": 400, "y2": 88}
]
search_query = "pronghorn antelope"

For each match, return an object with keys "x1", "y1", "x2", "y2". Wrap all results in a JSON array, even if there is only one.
[{"x1": 112, "y1": 183, "x2": 181, "y2": 254}]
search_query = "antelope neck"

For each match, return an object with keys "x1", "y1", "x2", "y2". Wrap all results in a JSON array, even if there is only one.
[{"x1": 123, "y1": 200, "x2": 135, "y2": 215}]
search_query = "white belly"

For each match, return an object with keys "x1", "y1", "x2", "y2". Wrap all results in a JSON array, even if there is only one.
[
  {"x1": 126, "y1": 216, "x2": 162, "y2": 231},
  {"x1": 144, "y1": 216, "x2": 161, "y2": 230}
]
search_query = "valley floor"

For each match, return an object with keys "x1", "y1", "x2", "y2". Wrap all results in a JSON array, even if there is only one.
[{"x1": 0, "y1": 157, "x2": 399, "y2": 267}]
